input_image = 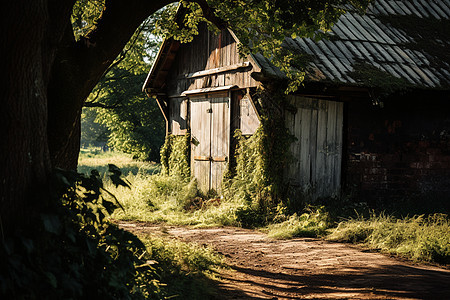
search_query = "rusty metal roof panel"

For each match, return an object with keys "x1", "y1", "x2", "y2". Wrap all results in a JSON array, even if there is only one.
[{"x1": 254, "y1": 0, "x2": 450, "y2": 90}]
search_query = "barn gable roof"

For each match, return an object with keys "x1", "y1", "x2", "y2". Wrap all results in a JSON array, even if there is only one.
[{"x1": 144, "y1": 0, "x2": 450, "y2": 93}]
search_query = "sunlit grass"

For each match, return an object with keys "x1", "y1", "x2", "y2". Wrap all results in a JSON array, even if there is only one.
[
  {"x1": 79, "y1": 148, "x2": 450, "y2": 265},
  {"x1": 266, "y1": 206, "x2": 330, "y2": 239},
  {"x1": 108, "y1": 173, "x2": 241, "y2": 226},
  {"x1": 136, "y1": 233, "x2": 225, "y2": 299},
  {"x1": 78, "y1": 148, "x2": 160, "y2": 177},
  {"x1": 327, "y1": 213, "x2": 450, "y2": 264}
]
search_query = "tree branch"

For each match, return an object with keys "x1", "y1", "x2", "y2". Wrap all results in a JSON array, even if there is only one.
[
  {"x1": 186, "y1": 0, "x2": 228, "y2": 29},
  {"x1": 83, "y1": 101, "x2": 122, "y2": 109}
]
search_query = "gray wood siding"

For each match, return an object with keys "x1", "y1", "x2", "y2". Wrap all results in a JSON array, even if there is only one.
[
  {"x1": 166, "y1": 24, "x2": 260, "y2": 97},
  {"x1": 169, "y1": 97, "x2": 188, "y2": 135},
  {"x1": 239, "y1": 94, "x2": 260, "y2": 135},
  {"x1": 190, "y1": 92, "x2": 230, "y2": 194},
  {"x1": 285, "y1": 96, "x2": 343, "y2": 198}
]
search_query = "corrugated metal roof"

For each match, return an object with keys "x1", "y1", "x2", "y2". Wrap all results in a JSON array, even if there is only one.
[{"x1": 253, "y1": 0, "x2": 450, "y2": 89}]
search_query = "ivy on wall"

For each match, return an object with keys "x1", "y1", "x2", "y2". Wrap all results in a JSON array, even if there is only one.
[
  {"x1": 160, "y1": 133, "x2": 190, "y2": 180},
  {"x1": 223, "y1": 88, "x2": 295, "y2": 226}
]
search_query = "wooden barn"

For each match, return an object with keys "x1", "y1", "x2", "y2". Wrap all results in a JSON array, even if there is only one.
[{"x1": 143, "y1": 0, "x2": 450, "y2": 205}]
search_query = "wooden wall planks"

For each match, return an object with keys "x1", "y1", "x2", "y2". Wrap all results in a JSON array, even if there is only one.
[
  {"x1": 285, "y1": 96, "x2": 344, "y2": 198},
  {"x1": 166, "y1": 24, "x2": 259, "y2": 97}
]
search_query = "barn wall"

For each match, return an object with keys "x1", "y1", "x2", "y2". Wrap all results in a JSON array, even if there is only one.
[
  {"x1": 169, "y1": 97, "x2": 188, "y2": 135},
  {"x1": 165, "y1": 24, "x2": 260, "y2": 97},
  {"x1": 285, "y1": 96, "x2": 343, "y2": 198},
  {"x1": 345, "y1": 91, "x2": 450, "y2": 208}
]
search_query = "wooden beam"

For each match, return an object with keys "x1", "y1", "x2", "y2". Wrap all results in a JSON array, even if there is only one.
[
  {"x1": 155, "y1": 96, "x2": 169, "y2": 136},
  {"x1": 246, "y1": 88, "x2": 261, "y2": 120},
  {"x1": 182, "y1": 62, "x2": 251, "y2": 79}
]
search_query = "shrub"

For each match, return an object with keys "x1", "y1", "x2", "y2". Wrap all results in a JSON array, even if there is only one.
[{"x1": 0, "y1": 168, "x2": 162, "y2": 299}]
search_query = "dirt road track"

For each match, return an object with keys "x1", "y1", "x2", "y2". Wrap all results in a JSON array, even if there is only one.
[{"x1": 119, "y1": 221, "x2": 450, "y2": 299}]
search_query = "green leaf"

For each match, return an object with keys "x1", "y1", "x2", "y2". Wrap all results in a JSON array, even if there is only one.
[
  {"x1": 44, "y1": 272, "x2": 58, "y2": 288},
  {"x1": 103, "y1": 199, "x2": 119, "y2": 215},
  {"x1": 41, "y1": 214, "x2": 62, "y2": 235}
]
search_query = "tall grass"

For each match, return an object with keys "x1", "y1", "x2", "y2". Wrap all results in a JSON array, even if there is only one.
[
  {"x1": 78, "y1": 149, "x2": 450, "y2": 265},
  {"x1": 78, "y1": 149, "x2": 244, "y2": 226},
  {"x1": 108, "y1": 173, "x2": 242, "y2": 226},
  {"x1": 328, "y1": 213, "x2": 450, "y2": 264},
  {"x1": 140, "y1": 234, "x2": 225, "y2": 299},
  {"x1": 266, "y1": 206, "x2": 330, "y2": 239}
]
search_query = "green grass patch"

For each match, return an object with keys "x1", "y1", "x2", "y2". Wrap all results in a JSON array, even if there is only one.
[
  {"x1": 78, "y1": 148, "x2": 160, "y2": 177},
  {"x1": 327, "y1": 213, "x2": 450, "y2": 264},
  {"x1": 140, "y1": 234, "x2": 225, "y2": 299},
  {"x1": 266, "y1": 206, "x2": 330, "y2": 239},
  {"x1": 109, "y1": 173, "x2": 242, "y2": 227}
]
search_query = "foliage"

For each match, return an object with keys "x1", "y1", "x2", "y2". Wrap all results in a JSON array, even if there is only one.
[
  {"x1": 223, "y1": 89, "x2": 295, "y2": 227},
  {"x1": 267, "y1": 206, "x2": 331, "y2": 239},
  {"x1": 160, "y1": 134, "x2": 191, "y2": 180},
  {"x1": 94, "y1": 79, "x2": 165, "y2": 161},
  {"x1": 80, "y1": 107, "x2": 110, "y2": 148},
  {"x1": 0, "y1": 168, "x2": 163, "y2": 299},
  {"x1": 138, "y1": 234, "x2": 224, "y2": 299},
  {"x1": 71, "y1": 0, "x2": 106, "y2": 41},
  {"x1": 328, "y1": 213, "x2": 450, "y2": 264},
  {"x1": 75, "y1": 2, "x2": 165, "y2": 162}
]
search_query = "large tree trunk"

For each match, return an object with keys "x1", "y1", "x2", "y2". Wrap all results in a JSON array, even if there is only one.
[{"x1": 0, "y1": 0, "x2": 73, "y2": 233}]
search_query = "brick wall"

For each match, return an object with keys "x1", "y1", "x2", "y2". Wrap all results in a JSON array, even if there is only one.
[{"x1": 345, "y1": 91, "x2": 450, "y2": 206}]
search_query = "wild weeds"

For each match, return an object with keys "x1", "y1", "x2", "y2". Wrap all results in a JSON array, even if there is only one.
[
  {"x1": 139, "y1": 234, "x2": 225, "y2": 299},
  {"x1": 266, "y1": 206, "x2": 330, "y2": 239},
  {"x1": 108, "y1": 172, "x2": 240, "y2": 226},
  {"x1": 328, "y1": 213, "x2": 450, "y2": 264}
]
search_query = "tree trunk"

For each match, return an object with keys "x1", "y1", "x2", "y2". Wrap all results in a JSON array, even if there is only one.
[{"x1": 0, "y1": 1, "x2": 73, "y2": 233}]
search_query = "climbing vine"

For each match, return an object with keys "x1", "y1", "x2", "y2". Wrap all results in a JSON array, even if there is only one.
[
  {"x1": 223, "y1": 88, "x2": 295, "y2": 227},
  {"x1": 160, "y1": 133, "x2": 190, "y2": 180}
]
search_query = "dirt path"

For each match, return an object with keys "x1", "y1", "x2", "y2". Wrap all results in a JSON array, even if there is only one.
[{"x1": 118, "y1": 221, "x2": 450, "y2": 299}]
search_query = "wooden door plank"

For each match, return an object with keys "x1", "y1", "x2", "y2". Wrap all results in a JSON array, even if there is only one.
[
  {"x1": 315, "y1": 99, "x2": 328, "y2": 196},
  {"x1": 333, "y1": 102, "x2": 344, "y2": 192},
  {"x1": 325, "y1": 101, "x2": 338, "y2": 196},
  {"x1": 299, "y1": 98, "x2": 312, "y2": 187},
  {"x1": 190, "y1": 97, "x2": 212, "y2": 193},
  {"x1": 210, "y1": 96, "x2": 230, "y2": 193},
  {"x1": 309, "y1": 100, "x2": 318, "y2": 190}
]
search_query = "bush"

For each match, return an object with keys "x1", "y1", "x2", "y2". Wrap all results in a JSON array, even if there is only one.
[{"x1": 0, "y1": 168, "x2": 163, "y2": 299}]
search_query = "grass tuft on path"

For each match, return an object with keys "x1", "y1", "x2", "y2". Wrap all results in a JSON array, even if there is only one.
[{"x1": 327, "y1": 213, "x2": 450, "y2": 264}]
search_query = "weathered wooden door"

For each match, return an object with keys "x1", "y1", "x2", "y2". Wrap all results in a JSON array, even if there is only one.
[
  {"x1": 190, "y1": 93, "x2": 230, "y2": 194},
  {"x1": 285, "y1": 96, "x2": 344, "y2": 198}
]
